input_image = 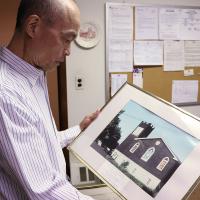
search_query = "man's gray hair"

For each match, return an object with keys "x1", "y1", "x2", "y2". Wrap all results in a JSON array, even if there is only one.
[{"x1": 16, "y1": 0, "x2": 64, "y2": 31}]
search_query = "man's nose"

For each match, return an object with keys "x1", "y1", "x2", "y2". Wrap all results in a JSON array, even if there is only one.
[
  {"x1": 64, "y1": 42, "x2": 71, "y2": 56},
  {"x1": 64, "y1": 46, "x2": 70, "y2": 56}
]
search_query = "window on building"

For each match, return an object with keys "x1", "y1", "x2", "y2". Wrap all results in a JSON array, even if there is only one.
[
  {"x1": 111, "y1": 151, "x2": 118, "y2": 159},
  {"x1": 156, "y1": 157, "x2": 170, "y2": 171},
  {"x1": 79, "y1": 167, "x2": 87, "y2": 182},
  {"x1": 129, "y1": 142, "x2": 140, "y2": 153},
  {"x1": 79, "y1": 167, "x2": 102, "y2": 183},
  {"x1": 132, "y1": 127, "x2": 144, "y2": 137},
  {"x1": 88, "y1": 169, "x2": 95, "y2": 181},
  {"x1": 141, "y1": 147, "x2": 155, "y2": 162}
]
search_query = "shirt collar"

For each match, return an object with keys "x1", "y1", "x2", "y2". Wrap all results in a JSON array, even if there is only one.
[{"x1": 0, "y1": 46, "x2": 43, "y2": 86}]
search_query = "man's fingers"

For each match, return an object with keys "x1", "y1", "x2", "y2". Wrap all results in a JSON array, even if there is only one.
[
  {"x1": 89, "y1": 109, "x2": 100, "y2": 120},
  {"x1": 80, "y1": 109, "x2": 101, "y2": 131}
]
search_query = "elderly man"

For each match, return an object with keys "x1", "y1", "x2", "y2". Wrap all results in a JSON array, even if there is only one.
[{"x1": 0, "y1": 0, "x2": 99, "y2": 199}]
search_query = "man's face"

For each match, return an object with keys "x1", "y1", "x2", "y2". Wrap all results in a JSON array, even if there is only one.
[{"x1": 31, "y1": 13, "x2": 80, "y2": 71}]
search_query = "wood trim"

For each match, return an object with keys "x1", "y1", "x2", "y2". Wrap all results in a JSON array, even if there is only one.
[
  {"x1": 57, "y1": 60, "x2": 68, "y2": 130},
  {"x1": 57, "y1": 60, "x2": 71, "y2": 176},
  {"x1": 47, "y1": 70, "x2": 60, "y2": 130}
]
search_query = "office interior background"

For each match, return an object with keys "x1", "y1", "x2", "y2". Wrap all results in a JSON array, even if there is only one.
[{"x1": 1, "y1": 0, "x2": 200, "y2": 199}]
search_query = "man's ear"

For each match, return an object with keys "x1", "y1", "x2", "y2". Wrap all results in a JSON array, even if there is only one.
[{"x1": 24, "y1": 15, "x2": 41, "y2": 38}]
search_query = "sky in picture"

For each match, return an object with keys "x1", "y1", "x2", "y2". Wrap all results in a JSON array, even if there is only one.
[{"x1": 117, "y1": 100, "x2": 200, "y2": 162}]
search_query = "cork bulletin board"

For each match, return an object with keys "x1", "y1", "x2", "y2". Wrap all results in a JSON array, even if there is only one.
[
  {"x1": 108, "y1": 67, "x2": 200, "y2": 104},
  {"x1": 143, "y1": 66, "x2": 200, "y2": 103},
  {"x1": 106, "y1": 3, "x2": 200, "y2": 106}
]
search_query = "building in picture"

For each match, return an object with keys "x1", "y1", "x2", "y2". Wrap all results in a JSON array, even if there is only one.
[{"x1": 111, "y1": 121, "x2": 181, "y2": 196}]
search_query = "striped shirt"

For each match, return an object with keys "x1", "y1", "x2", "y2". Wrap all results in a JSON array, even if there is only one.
[{"x1": 0, "y1": 47, "x2": 94, "y2": 200}]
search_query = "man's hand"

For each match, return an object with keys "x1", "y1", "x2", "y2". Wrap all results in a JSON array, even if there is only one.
[{"x1": 80, "y1": 110, "x2": 100, "y2": 131}]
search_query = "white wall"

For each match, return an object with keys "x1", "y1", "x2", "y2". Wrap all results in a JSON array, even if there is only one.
[{"x1": 66, "y1": 0, "x2": 200, "y2": 126}]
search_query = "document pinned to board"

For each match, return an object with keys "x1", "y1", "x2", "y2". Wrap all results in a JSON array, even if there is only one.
[
  {"x1": 134, "y1": 40, "x2": 163, "y2": 66},
  {"x1": 111, "y1": 74, "x2": 127, "y2": 96},
  {"x1": 133, "y1": 68, "x2": 143, "y2": 88},
  {"x1": 180, "y1": 9, "x2": 200, "y2": 40},
  {"x1": 159, "y1": 8, "x2": 200, "y2": 40},
  {"x1": 184, "y1": 41, "x2": 200, "y2": 67},
  {"x1": 172, "y1": 80, "x2": 198, "y2": 104},
  {"x1": 159, "y1": 8, "x2": 181, "y2": 40},
  {"x1": 164, "y1": 40, "x2": 184, "y2": 71},
  {"x1": 135, "y1": 6, "x2": 159, "y2": 40},
  {"x1": 108, "y1": 4, "x2": 133, "y2": 72}
]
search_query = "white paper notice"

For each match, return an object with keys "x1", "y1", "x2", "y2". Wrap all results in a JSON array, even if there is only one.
[
  {"x1": 184, "y1": 69, "x2": 194, "y2": 76},
  {"x1": 164, "y1": 40, "x2": 184, "y2": 71},
  {"x1": 135, "y1": 6, "x2": 158, "y2": 40},
  {"x1": 184, "y1": 41, "x2": 200, "y2": 67},
  {"x1": 159, "y1": 8, "x2": 181, "y2": 40},
  {"x1": 111, "y1": 74, "x2": 127, "y2": 96},
  {"x1": 180, "y1": 9, "x2": 200, "y2": 40},
  {"x1": 108, "y1": 5, "x2": 133, "y2": 72},
  {"x1": 133, "y1": 68, "x2": 143, "y2": 88},
  {"x1": 134, "y1": 41, "x2": 163, "y2": 66},
  {"x1": 172, "y1": 80, "x2": 198, "y2": 104}
]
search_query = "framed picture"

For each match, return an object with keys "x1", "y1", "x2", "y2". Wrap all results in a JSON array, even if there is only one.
[{"x1": 69, "y1": 83, "x2": 200, "y2": 200}]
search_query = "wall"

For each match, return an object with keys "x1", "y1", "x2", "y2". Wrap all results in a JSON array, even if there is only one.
[
  {"x1": 0, "y1": 0, "x2": 20, "y2": 45},
  {"x1": 66, "y1": 0, "x2": 200, "y2": 126}
]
